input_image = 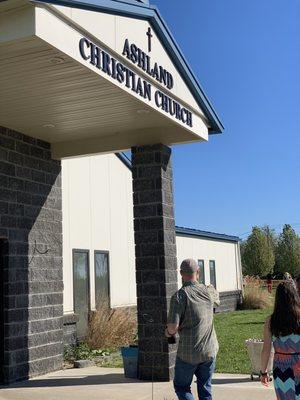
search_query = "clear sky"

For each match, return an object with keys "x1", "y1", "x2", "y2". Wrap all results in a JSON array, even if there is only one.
[{"x1": 153, "y1": 0, "x2": 300, "y2": 238}]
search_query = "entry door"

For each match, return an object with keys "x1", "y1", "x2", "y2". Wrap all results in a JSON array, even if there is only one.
[
  {"x1": 198, "y1": 260, "x2": 205, "y2": 284},
  {"x1": 0, "y1": 239, "x2": 8, "y2": 384},
  {"x1": 73, "y1": 250, "x2": 90, "y2": 340},
  {"x1": 94, "y1": 251, "x2": 110, "y2": 308},
  {"x1": 209, "y1": 260, "x2": 217, "y2": 289}
]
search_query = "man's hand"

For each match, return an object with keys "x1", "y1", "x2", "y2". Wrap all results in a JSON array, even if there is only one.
[
  {"x1": 165, "y1": 328, "x2": 173, "y2": 338},
  {"x1": 165, "y1": 323, "x2": 178, "y2": 338}
]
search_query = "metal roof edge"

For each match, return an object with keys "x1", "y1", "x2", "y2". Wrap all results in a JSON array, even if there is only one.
[
  {"x1": 115, "y1": 152, "x2": 132, "y2": 170},
  {"x1": 33, "y1": 0, "x2": 223, "y2": 134},
  {"x1": 175, "y1": 226, "x2": 241, "y2": 242},
  {"x1": 109, "y1": 0, "x2": 149, "y2": 8},
  {"x1": 149, "y1": 5, "x2": 224, "y2": 133}
]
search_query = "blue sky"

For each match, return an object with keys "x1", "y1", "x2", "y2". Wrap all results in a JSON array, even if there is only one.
[{"x1": 153, "y1": 0, "x2": 300, "y2": 238}]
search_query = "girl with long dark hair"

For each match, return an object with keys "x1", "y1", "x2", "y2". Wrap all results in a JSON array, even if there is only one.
[{"x1": 261, "y1": 281, "x2": 300, "y2": 399}]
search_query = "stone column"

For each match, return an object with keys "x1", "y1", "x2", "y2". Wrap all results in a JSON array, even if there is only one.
[
  {"x1": 132, "y1": 144, "x2": 178, "y2": 382},
  {"x1": 0, "y1": 126, "x2": 63, "y2": 384}
]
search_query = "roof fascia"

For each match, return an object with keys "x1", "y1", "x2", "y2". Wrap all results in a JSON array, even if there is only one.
[
  {"x1": 33, "y1": 0, "x2": 223, "y2": 133},
  {"x1": 115, "y1": 152, "x2": 132, "y2": 170},
  {"x1": 150, "y1": 5, "x2": 223, "y2": 133},
  {"x1": 175, "y1": 227, "x2": 241, "y2": 243},
  {"x1": 34, "y1": 0, "x2": 154, "y2": 18},
  {"x1": 109, "y1": 0, "x2": 149, "y2": 8},
  {"x1": 114, "y1": 0, "x2": 149, "y2": 5}
]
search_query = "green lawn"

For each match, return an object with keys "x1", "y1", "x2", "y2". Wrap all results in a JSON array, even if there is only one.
[
  {"x1": 214, "y1": 308, "x2": 272, "y2": 374},
  {"x1": 91, "y1": 304, "x2": 274, "y2": 374}
]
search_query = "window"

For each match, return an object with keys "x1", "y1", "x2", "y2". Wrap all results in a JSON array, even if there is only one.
[
  {"x1": 94, "y1": 251, "x2": 110, "y2": 307},
  {"x1": 209, "y1": 260, "x2": 217, "y2": 288},
  {"x1": 198, "y1": 260, "x2": 205, "y2": 284},
  {"x1": 73, "y1": 250, "x2": 90, "y2": 339}
]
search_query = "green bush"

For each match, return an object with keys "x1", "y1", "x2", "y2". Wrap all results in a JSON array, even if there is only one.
[{"x1": 64, "y1": 343, "x2": 111, "y2": 362}]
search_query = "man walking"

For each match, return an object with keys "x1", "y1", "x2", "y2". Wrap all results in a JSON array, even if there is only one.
[{"x1": 165, "y1": 259, "x2": 220, "y2": 400}]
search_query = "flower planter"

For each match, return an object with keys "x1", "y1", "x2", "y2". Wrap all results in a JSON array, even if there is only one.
[{"x1": 245, "y1": 339, "x2": 274, "y2": 380}]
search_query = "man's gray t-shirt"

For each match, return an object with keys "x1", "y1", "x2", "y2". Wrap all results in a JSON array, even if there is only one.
[{"x1": 168, "y1": 281, "x2": 220, "y2": 365}]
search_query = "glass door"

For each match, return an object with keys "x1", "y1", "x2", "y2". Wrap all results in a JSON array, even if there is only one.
[
  {"x1": 94, "y1": 251, "x2": 110, "y2": 308},
  {"x1": 209, "y1": 260, "x2": 217, "y2": 289},
  {"x1": 73, "y1": 250, "x2": 90, "y2": 340},
  {"x1": 198, "y1": 260, "x2": 205, "y2": 284}
]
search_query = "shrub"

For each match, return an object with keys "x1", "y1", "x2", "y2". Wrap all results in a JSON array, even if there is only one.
[
  {"x1": 63, "y1": 343, "x2": 92, "y2": 362},
  {"x1": 87, "y1": 301, "x2": 137, "y2": 350},
  {"x1": 242, "y1": 276, "x2": 271, "y2": 310},
  {"x1": 64, "y1": 343, "x2": 112, "y2": 362}
]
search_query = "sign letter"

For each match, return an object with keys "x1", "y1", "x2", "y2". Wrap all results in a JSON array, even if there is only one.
[
  {"x1": 122, "y1": 39, "x2": 131, "y2": 59},
  {"x1": 79, "y1": 38, "x2": 90, "y2": 60}
]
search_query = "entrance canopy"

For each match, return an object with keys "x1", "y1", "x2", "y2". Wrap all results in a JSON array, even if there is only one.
[{"x1": 0, "y1": 0, "x2": 223, "y2": 158}]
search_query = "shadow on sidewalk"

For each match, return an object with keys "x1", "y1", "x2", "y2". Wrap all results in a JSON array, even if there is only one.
[
  {"x1": 212, "y1": 377, "x2": 252, "y2": 385},
  {"x1": 1, "y1": 373, "x2": 145, "y2": 389},
  {"x1": 1, "y1": 370, "x2": 255, "y2": 390}
]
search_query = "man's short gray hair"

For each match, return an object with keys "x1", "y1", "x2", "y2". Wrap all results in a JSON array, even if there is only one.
[{"x1": 180, "y1": 259, "x2": 199, "y2": 274}]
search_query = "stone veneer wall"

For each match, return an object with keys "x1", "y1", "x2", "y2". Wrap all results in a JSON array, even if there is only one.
[
  {"x1": 216, "y1": 290, "x2": 242, "y2": 313},
  {"x1": 63, "y1": 314, "x2": 78, "y2": 347},
  {"x1": 132, "y1": 144, "x2": 178, "y2": 382},
  {"x1": 0, "y1": 127, "x2": 63, "y2": 384}
]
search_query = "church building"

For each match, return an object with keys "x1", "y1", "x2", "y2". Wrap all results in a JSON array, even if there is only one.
[{"x1": 0, "y1": 0, "x2": 241, "y2": 384}]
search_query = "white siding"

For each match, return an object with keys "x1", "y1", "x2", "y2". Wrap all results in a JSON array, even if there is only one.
[
  {"x1": 176, "y1": 235, "x2": 242, "y2": 293},
  {"x1": 62, "y1": 153, "x2": 242, "y2": 314},
  {"x1": 62, "y1": 154, "x2": 136, "y2": 313}
]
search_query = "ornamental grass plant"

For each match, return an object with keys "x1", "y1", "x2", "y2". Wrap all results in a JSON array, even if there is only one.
[
  {"x1": 241, "y1": 276, "x2": 272, "y2": 310},
  {"x1": 87, "y1": 300, "x2": 137, "y2": 350}
]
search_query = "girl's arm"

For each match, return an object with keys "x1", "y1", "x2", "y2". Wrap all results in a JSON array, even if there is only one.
[{"x1": 261, "y1": 317, "x2": 272, "y2": 386}]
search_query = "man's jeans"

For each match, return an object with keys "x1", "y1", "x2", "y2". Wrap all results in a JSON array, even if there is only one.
[{"x1": 173, "y1": 357, "x2": 215, "y2": 400}]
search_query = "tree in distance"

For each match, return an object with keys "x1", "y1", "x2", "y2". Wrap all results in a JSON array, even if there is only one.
[
  {"x1": 275, "y1": 224, "x2": 300, "y2": 277},
  {"x1": 242, "y1": 226, "x2": 275, "y2": 276}
]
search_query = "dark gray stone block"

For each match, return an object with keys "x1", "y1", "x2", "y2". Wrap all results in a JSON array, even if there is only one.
[
  {"x1": 63, "y1": 314, "x2": 79, "y2": 346},
  {"x1": 74, "y1": 360, "x2": 94, "y2": 368},
  {"x1": 0, "y1": 126, "x2": 63, "y2": 384},
  {"x1": 132, "y1": 144, "x2": 178, "y2": 382},
  {"x1": 216, "y1": 290, "x2": 242, "y2": 313},
  {"x1": 27, "y1": 355, "x2": 63, "y2": 378}
]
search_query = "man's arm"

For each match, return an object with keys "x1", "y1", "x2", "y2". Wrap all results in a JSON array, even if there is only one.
[
  {"x1": 165, "y1": 292, "x2": 184, "y2": 338},
  {"x1": 207, "y1": 285, "x2": 220, "y2": 307}
]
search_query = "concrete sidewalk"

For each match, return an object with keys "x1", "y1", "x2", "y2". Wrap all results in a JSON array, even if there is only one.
[{"x1": 0, "y1": 367, "x2": 275, "y2": 400}]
